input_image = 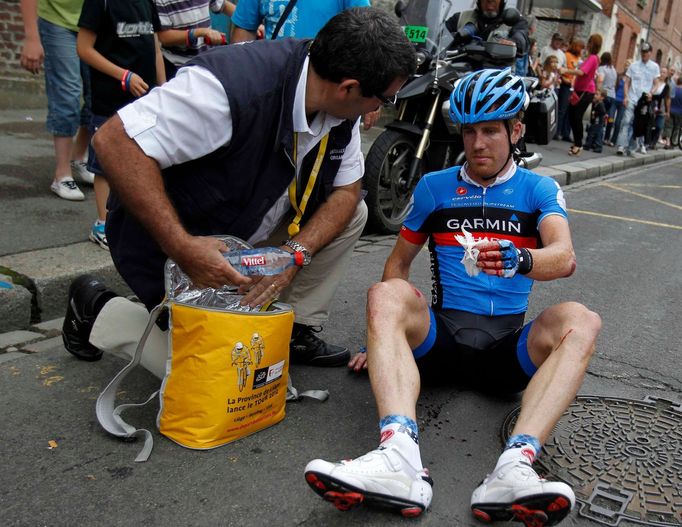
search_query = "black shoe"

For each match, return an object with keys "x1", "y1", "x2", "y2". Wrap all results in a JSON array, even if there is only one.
[
  {"x1": 289, "y1": 324, "x2": 350, "y2": 367},
  {"x1": 62, "y1": 275, "x2": 118, "y2": 361}
]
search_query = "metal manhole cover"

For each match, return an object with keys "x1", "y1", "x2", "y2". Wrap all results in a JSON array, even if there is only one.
[{"x1": 501, "y1": 395, "x2": 682, "y2": 527}]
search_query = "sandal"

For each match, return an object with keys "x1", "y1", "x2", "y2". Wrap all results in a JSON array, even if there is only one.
[{"x1": 568, "y1": 146, "x2": 582, "y2": 156}]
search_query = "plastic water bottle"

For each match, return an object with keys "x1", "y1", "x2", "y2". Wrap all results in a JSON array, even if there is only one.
[{"x1": 225, "y1": 247, "x2": 302, "y2": 275}]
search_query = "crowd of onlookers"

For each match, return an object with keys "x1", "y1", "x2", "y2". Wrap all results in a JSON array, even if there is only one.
[{"x1": 525, "y1": 29, "x2": 682, "y2": 156}]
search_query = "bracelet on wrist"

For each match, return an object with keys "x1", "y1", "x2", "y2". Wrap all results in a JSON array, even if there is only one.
[
  {"x1": 120, "y1": 70, "x2": 131, "y2": 92},
  {"x1": 187, "y1": 28, "x2": 198, "y2": 47}
]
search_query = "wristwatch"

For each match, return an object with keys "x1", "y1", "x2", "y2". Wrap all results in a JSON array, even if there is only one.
[{"x1": 283, "y1": 239, "x2": 311, "y2": 266}]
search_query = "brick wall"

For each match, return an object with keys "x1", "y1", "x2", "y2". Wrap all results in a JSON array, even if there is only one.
[{"x1": 0, "y1": 0, "x2": 43, "y2": 92}]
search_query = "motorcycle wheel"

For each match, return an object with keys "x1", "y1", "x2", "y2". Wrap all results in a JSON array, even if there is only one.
[{"x1": 364, "y1": 129, "x2": 422, "y2": 234}]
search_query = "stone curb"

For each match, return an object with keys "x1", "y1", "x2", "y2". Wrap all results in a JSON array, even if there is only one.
[{"x1": 0, "y1": 151, "x2": 680, "y2": 336}]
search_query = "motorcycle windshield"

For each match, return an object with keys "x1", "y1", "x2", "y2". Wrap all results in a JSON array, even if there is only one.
[{"x1": 397, "y1": 0, "x2": 465, "y2": 57}]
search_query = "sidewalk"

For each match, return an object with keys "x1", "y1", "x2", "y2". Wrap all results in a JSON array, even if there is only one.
[{"x1": 1, "y1": 105, "x2": 680, "y2": 334}]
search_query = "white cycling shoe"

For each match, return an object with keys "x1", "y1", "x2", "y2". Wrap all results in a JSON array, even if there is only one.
[
  {"x1": 471, "y1": 456, "x2": 575, "y2": 527},
  {"x1": 304, "y1": 444, "x2": 433, "y2": 518}
]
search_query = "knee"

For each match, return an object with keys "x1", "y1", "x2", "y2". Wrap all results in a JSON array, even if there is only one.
[
  {"x1": 366, "y1": 279, "x2": 411, "y2": 325},
  {"x1": 560, "y1": 302, "x2": 601, "y2": 357}
]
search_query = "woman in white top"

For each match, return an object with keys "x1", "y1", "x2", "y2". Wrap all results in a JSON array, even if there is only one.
[{"x1": 597, "y1": 52, "x2": 617, "y2": 146}]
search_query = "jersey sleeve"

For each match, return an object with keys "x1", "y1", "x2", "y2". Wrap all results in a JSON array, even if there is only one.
[
  {"x1": 346, "y1": 0, "x2": 372, "y2": 7},
  {"x1": 230, "y1": 0, "x2": 260, "y2": 31},
  {"x1": 533, "y1": 176, "x2": 568, "y2": 226},
  {"x1": 78, "y1": 0, "x2": 105, "y2": 32},
  {"x1": 400, "y1": 176, "x2": 436, "y2": 244}
]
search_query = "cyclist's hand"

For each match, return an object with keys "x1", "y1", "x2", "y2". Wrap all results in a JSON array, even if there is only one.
[
  {"x1": 476, "y1": 240, "x2": 520, "y2": 278},
  {"x1": 348, "y1": 348, "x2": 368, "y2": 372},
  {"x1": 129, "y1": 73, "x2": 149, "y2": 97}
]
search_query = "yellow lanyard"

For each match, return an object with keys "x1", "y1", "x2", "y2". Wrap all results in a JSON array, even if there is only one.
[{"x1": 287, "y1": 132, "x2": 329, "y2": 237}]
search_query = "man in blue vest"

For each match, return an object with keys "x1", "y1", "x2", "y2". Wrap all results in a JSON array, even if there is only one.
[{"x1": 61, "y1": 7, "x2": 416, "y2": 368}]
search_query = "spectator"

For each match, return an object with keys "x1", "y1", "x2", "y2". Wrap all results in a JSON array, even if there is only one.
[
  {"x1": 231, "y1": 0, "x2": 369, "y2": 42},
  {"x1": 539, "y1": 55, "x2": 559, "y2": 89},
  {"x1": 565, "y1": 35, "x2": 601, "y2": 156},
  {"x1": 596, "y1": 52, "x2": 617, "y2": 146},
  {"x1": 19, "y1": 0, "x2": 94, "y2": 201},
  {"x1": 527, "y1": 37, "x2": 541, "y2": 77},
  {"x1": 606, "y1": 60, "x2": 631, "y2": 146},
  {"x1": 61, "y1": 8, "x2": 417, "y2": 371},
  {"x1": 648, "y1": 67, "x2": 670, "y2": 149},
  {"x1": 557, "y1": 38, "x2": 584, "y2": 141},
  {"x1": 539, "y1": 32, "x2": 565, "y2": 69},
  {"x1": 616, "y1": 42, "x2": 660, "y2": 156},
  {"x1": 515, "y1": 14, "x2": 535, "y2": 76},
  {"x1": 584, "y1": 89, "x2": 607, "y2": 153},
  {"x1": 76, "y1": 0, "x2": 166, "y2": 250},
  {"x1": 155, "y1": 0, "x2": 236, "y2": 78},
  {"x1": 667, "y1": 76, "x2": 682, "y2": 148}
]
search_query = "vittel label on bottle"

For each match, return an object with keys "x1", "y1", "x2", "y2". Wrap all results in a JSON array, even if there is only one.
[{"x1": 241, "y1": 255, "x2": 266, "y2": 267}]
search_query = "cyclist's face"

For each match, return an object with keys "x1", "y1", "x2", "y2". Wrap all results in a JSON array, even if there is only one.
[{"x1": 461, "y1": 120, "x2": 521, "y2": 181}]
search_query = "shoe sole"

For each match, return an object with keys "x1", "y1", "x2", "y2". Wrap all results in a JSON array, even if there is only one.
[
  {"x1": 471, "y1": 493, "x2": 572, "y2": 527},
  {"x1": 305, "y1": 471, "x2": 427, "y2": 518},
  {"x1": 88, "y1": 232, "x2": 110, "y2": 251}
]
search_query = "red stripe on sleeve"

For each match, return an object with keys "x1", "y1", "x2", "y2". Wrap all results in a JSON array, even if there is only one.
[{"x1": 400, "y1": 226, "x2": 429, "y2": 245}]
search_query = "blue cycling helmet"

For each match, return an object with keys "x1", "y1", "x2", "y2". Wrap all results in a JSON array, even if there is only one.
[{"x1": 449, "y1": 67, "x2": 528, "y2": 125}]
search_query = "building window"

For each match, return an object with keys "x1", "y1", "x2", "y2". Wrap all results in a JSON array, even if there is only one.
[{"x1": 664, "y1": 0, "x2": 673, "y2": 24}]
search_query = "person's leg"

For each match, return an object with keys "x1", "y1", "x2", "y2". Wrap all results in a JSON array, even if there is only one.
[
  {"x1": 611, "y1": 101, "x2": 624, "y2": 144},
  {"x1": 86, "y1": 115, "x2": 109, "y2": 249},
  {"x1": 511, "y1": 302, "x2": 601, "y2": 442},
  {"x1": 304, "y1": 278, "x2": 434, "y2": 516},
  {"x1": 671, "y1": 113, "x2": 682, "y2": 146},
  {"x1": 593, "y1": 123, "x2": 604, "y2": 152},
  {"x1": 471, "y1": 302, "x2": 601, "y2": 526},
  {"x1": 616, "y1": 102, "x2": 635, "y2": 153},
  {"x1": 604, "y1": 96, "x2": 615, "y2": 143}
]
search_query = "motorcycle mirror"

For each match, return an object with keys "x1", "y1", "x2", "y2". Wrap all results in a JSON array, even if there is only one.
[
  {"x1": 394, "y1": 0, "x2": 407, "y2": 18},
  {"x1": 502, "y1": 7, "x2": 521, "y2": 26}
]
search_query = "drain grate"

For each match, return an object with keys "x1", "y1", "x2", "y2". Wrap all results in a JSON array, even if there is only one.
[{"x1": 501, "y1": 395, "x2": 682, "y2": 527}]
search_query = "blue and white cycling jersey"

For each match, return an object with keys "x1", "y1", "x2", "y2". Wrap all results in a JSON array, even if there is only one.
[{"x1": 401, "y1": 164, "x2": 567, "y2": 316}]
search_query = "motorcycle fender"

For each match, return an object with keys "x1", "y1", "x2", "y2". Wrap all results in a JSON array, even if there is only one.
[{"x1": 384, "y1": 121, "x2": 424, "y2": 139}]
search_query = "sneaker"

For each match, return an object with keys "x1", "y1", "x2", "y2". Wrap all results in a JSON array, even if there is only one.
[
  {"x1": 89, "y1": 221, "x2": 109, "y2": 250},
  {"x1": 71, "y1": 160, "x2": 95, "y2": 184},
  {"x1": 290, "y1": 324, "x2": 350, "y2": 367},
  {"x1": 51, "y1": 177, "x2": 84, "y2": 201},
  {"x1": 626, "y1": 149, "x2": 634, "y2": 157},
  {"x1": 637, "y1": 145, "x2": 647, "y2": 154},
  {"x1": 616, "y1": 146, "x2": 624, "y2": 155},
  {"x1": 305, "y1": 445, "x2": 433, "y2": 517},
  {"x1": 62, "y1": 275, "x2": 118, "y2": 361},
  {"x1": 471, "y1": 458, "x2": 575, "y2": 527}
]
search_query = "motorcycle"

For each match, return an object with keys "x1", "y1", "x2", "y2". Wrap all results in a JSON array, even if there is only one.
[{"x1": 363, "y1": 0, "x2": 556, "y2": 234}]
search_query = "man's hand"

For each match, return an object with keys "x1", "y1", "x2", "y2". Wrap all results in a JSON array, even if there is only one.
[
  {"x1": 173, "y1": 235, "x2": 251, "y2": 290},
  {"x1": 363, "y1": 108, "x2": 381, "y2": 130},
  {"x1": 238, "y1": 264, "x2": 298, "y2": 308},
  {"x1": 21, "y1": 37, "x2": 43, "y2": 73},
  {"x1": 202, "y1": 28, "x2": 226, "y2": 46},
  {"x1": 476, "y1": 240, "x2": 523, "y2": 278}
]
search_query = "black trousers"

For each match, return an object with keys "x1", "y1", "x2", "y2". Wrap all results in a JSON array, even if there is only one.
[{"x1": 569, "y1": 90, "x2": 595, "y2": 147}]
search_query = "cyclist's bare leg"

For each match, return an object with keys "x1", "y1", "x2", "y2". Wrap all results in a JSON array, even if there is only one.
[{"x1": 511, "y1": 302, "x2": 601, "y2": 442}]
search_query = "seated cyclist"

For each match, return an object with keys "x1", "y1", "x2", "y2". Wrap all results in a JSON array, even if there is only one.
[{"x1": 303, "y1": 68, "x2": 602, "y2": 526}]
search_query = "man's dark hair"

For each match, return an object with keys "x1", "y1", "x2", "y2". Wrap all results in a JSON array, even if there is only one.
[{"x1": 310, "y1": 7, "x2": 416, "y2": 98}]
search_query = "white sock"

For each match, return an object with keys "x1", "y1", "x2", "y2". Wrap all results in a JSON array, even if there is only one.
[{"x1": 379, "y1": 422, "x2": 424, "y2": 471}]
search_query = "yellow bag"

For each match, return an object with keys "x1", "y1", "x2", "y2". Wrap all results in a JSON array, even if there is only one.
[
  {"x1": 96, "y1": 236, "x2": 329, "y2": 462},
  {"x1": 159, "y1": 302, "x2": 294, "y2": 449}
]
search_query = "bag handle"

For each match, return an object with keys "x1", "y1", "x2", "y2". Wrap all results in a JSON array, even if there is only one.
[
  {"x1": 286, "y1": 375, "x2": 329, "y2": 402},
  {"x1": 95, "y1": 302, "x2": 167, "y2": 462},
  {"x1": 270, "y1": 0, "x2": 299, "y2": 40}
]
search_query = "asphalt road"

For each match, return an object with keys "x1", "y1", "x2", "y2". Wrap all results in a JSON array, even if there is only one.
[{"x1": 1, "y1": 160, "x2": 681, "y2": 526}]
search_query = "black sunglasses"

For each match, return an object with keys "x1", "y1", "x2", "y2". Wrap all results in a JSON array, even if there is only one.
[{"x1": 374, "y1": 92, "x2": 398, "y2": 107}]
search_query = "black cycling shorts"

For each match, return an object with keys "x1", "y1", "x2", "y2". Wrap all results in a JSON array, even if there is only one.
[{"x1": 413, "y1": 309, "x2": 536, "y2": 395}]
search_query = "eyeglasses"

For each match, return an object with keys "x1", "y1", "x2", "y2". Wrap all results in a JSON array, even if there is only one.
[{"x1": 374, "y1": 92, "x2": 398, "y2": 107}]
